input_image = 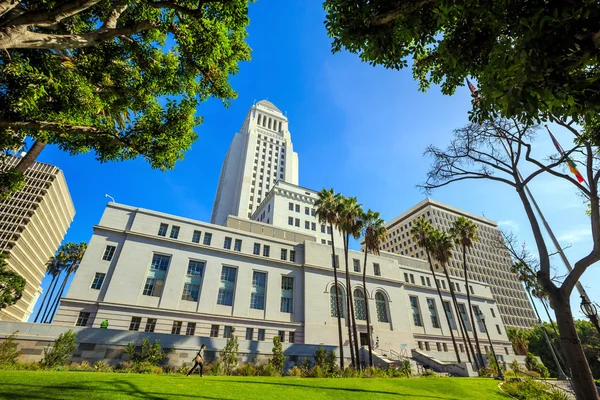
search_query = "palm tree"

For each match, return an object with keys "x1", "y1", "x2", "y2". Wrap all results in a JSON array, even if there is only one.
[
  {"x1": 315, "y1": 189, "x2": 345, "y2": 370},
  {"x1": 429, "y1": 229, "x2": 480, "y2": 370},
  {"x1": 34, "y1": 258, "x2": 62, "y2": 323},
  {"x1": 361, "y1": 209, "x2": 387, "y2": 367},
  {"x1": 338, "y1": 196, "x2": 363, "y2": 369},
  {"x1": 43, "y1": 242, "x2": 87, "y2": 323},
  {"x1": 450, "y1": 216, "x2": 485, "y2": 368},
  {"x1": 410, "y1": 218, "x2": 462, "y2": 363}
]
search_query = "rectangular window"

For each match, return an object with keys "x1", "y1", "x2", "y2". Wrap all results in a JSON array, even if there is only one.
[
  {"x1": 144, "y1": 318, "x2": 156, "y2": 332},
  {"x1": 170, "y1": 226, "x2": 180, "y2": 239},
  {"x1": 490, "y1": 308, "x2": 496, "y2": 318},
  {"x1": 224, "y1": 326, "x2": 233, "y2": 338},
  {"x1": 311, "y1": 209, "x2": 316, "y2": 216},
  {"x1": 129, "y1": 317, "x2": 141, "y2": 331},
  {"x1": 295, "y1": 204, "x2": 300, "y2": 212},
  {"x1": 295, "y1": 218, "x2": 300, "y2": 227},
  {"x1": 505, "y1": 347, "x2": 510, "y2": 355},
  {"x1": 90, "y1": 272, "x2": 106, "y2": 290},
  {"x1": 203, "y1": 233, "x2": 212, "y2": 245},
  {"x1": 305, "y1": 221, "x2": 310, "y2": 229},
  {"x1": 404, "y1": 273, "x2": 409, "y2": 283},
  {"x1": 171, "y1": 321, "x2": 182, "y2": 335},
  {"x1": 305, "y1": 207, "x2": 309, "y2": 215},
  {"x1": 436, "y1": 342, "x2": 442, "y2": 351},
  {"x1": 281, "y1": 276, "x2": 294, "y2": 313},
  {"x1": 321, "y1": 225, "x2": 326, "y2": 233},
  {"x1": 102, "y1": 245, "x2": 116, "y2": 261},
  {"x1": 263, "y1": 245, "x2": 270, "y2": 257},
  {"x1": 217, "y1": 266, "x2": 237, "y2": 306},
  {"x1": 426, "y1": 277, "x2": 431, "y2": 287},
  {"x1": 246, "y1": 328, "x2": 254, "y2": 340},
  {"x1": 443, "y1": 343, "x2": 448, "y2": 352},
  {"x1": 409, "y1": 296, "x2": 423, "y2": 327},
  {"x1": 258, "y1": 329, "x2": 265, "y2": 341},
  {"x1": 224, "y1": 237, "x2": 232, "y2": 250},
  {"x1": 278, "y1": 330, "x2": 285, "y2": 342},
  {"x1": 289, "y1": 332, "x2": 295, "y2": 343},
  {"x1": 410, "y1": 274, "x2": 415, "y2": 284},
  {"x1": 427, "y1": 298, "x2": 440, "y2": 328},
  {"x1": 456, "y1": 283, "x2": 460, "y2": 292},
  {"x1": 280, "y1": 249, "x2": 287, "y2": 260},
  {"x1": 418, "y1": 341, "x2": 423, "y2": 350},
  {"x1": 441, "y1": 280, "x2": 446, "y2": 290},
  {"x1": 327, "y1": 226, "x2": 331, "y2": 234},
  {"x1": 311, "y1": 222, "x2": 316, "y2": 231},
  {"x1": 443, "y1": 301, "x2": 457, "y2": 330},
  {"x1": 158, "y1": 223, "x2": 168, "y2": 236},
  {"x1": 373, "y1": 263, "x2": 381, "y2": 276},
  {"x1": 332, "y1": 255, "x2": 339, "y2": 269},
  {"x1": 186, "y1": 322, "x2": 196, "y2": 336},
  {"x1": 253, "y1": 243, "x2": 261, "y2": 255},
  {"x1": 182, "y1": 260, "x2": 204, "y2": 302},
  {"x1": 469, "y1": 286, "x2": 474, "y2": 295},
  {"x1": 234, "y1": 239, "x2": 242, "y2": 251},
  {"x1": 288, "y1": 217, "x2": 293, "y2": 225},
  {"x1": 496, "y1": 324, "x2": 502, "y2": 335},
  {"x1": 289, "y1": 250, "x2": 296, "y2": 262},
  {"x1": 250, "y1": 271, "x2": 266, "y2": 310},
  {"x1": 289, "y1": 202, "x2": 293, "y2": 211},
  {"x1": 353, "y1": 259, "x2": 361, "y2": 273},
  {"x1": 425, "y1": 342, "x2": 430, "y2": 351},
  {"x1": 472, "y1": 305, "x2": 486, "y2": 333},
  {"x1": 143, "y1": 254, "x2": 171, "y2": 297},
  {"x1": 459, "y1": 344, "x2": 464, "y2": 353},
  {"x1": 421, "y1": 276, "x2": 426, "y2": 286},
  {"x1": 210, "y1": 325, "x2": 219, "y2": 337},
  {"x1": 458, "y1": 303, "x2": 472, "y2": 331},
  {"x1": 75, "y1": 311, "x2": 90, "y2": 327},
  {"x1": 192, "y1": 230, "x2": 201, "y2": 243}
]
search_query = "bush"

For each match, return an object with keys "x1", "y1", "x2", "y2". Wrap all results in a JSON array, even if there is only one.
[
  {"x1": 162, "y1": 365, "x2": 178, "y2": 374},
  {"x1": 502, "y1": 378, "x2": 569, "y2": 400},
  {"x1": 314, "y1": 345, "x2": 326, "y2": 368},
  {"x1": 256, "y1": 363, "x2": 279, "y2": 377},
  {"x1": 342, "y1": 367, "x2": 360, "y2": 378},
  {"x1": 0, "y1": 331, "x2": 21, "y2": 367},
  {"x1": 94, "y1": 360, "x2": 112, "y2": 372},
  {"x1": 287, "y1": 366, "x2": 302, "y2": 377},
  {"x1": 219, "y1": 330, "x2": 239, "y2": 374},
  {"x1": 132, "y1": 361, "x2": 162, "y2": 374},
  {"x1": 362, "y1": 367, "x2": 388, "y2": 378},
  {"x1": 177, "y1": 363, "x2": 189, "y2": 375},
  {"x1": 270, "y1": 335, "x2": 285, "y2": 374},
  {"x1": 420, "y1": 369, "x2": 439, "y2": 378},
  {"x1": 299, "y1": 358, "x2": 312, "y2": 375},
  {"x1": 400, "y1": 360, "x2": 412, "y2": 378},
  {"x1": 205, "y1": 360, "x2": 223, "y2": 376},
  {"x1": 39, "y1": 330, "x2": 77, "y2": 369},
  {"x1": 308, "y1": 365, "x2": 325, "y2": 378},
  {"x1": 124, "y1": 338, "x2": 170, "y2": 366},
  {"x1": 115, "y1": 360, "x2": 134, "y2": 372},
  {"x1": 236, "y1": 362, "x2": 256, "y2": 376},
  {"x1": 525, "y1": 353, "x2": 550, "y2": 378}
]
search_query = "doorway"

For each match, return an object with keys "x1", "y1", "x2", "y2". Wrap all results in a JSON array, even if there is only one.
[{"x1": 360, "y1": 332, "x2": 369, "y2": 347}]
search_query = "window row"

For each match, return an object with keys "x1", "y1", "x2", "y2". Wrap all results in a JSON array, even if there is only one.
[
  {"x1": 288, "y1": 202, "x2": 316, "y2": 217},
  {"x1": 329, "y1": 286, "x2": 389, "y2": 323},
  {"x1": 417, "y1": 340, "x2": 511, "y2": 355}
]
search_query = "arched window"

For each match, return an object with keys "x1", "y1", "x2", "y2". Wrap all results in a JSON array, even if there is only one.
[
  {"x1": 330, "y1": 285, "x2": 344, "y2": 318},
  {"x1": 354, "y1": 288, "x2": 366, "y2": 320},
  {"x1": 375, "y1": 292, "x2": 389, "y2": 322}
]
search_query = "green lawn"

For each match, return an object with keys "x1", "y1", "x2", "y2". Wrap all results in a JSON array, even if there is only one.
[{"x1": 0, "y1": 370, "x2": 510, "y2": 399}]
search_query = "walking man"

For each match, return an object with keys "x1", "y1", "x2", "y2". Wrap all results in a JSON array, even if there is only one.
[{"x1": 187, "y1": 344, "x2": 206, "y2": 377}]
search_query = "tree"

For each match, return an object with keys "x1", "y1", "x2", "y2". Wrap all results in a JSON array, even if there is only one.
[
  {"x1": 43, "y1": 242, "x2": 87, "y2": 323},
  {"x1": 429, "y1": 229, "x2": 479, "y2": 370},
  {"x1": 39, "y1": 330, "x2": 77, "y2": 368},
  {"x1": 506, "y1": 327, "x2": 532, "y2": 356},
  {"x1": 270, "y1": 335, "x2": 285, "y2": 374},
  {"x1": 219, "y1": 329, "x2": 239, "y2": 374},
  {"x1": 0, "y1": 0, "x2": 252, "y2": 196},
  {"x1": 337, "y1": 195, "x2": 363, "y2": 369},
  {"x1": 323, "y1": 1, "x2": 600, "y2": 135},
  {"x1": 34, "y1": 257, "x2": 62, "y2": 323},
  {"x1": 0, "y1": 253, "x2": 25, "y2": 310},
  {"x1": 449, "y1": 216, "x2": 485, "y2": 368},
  {"x1": 422, "y1": 117, "x2": 600, "y2": 399},
  {"x1": 124, "y1": 337, "x2": 170, "y2": 365},
  {"x1": 314, "y1": 188, "x2": 345, "y2": 370},
  {"x1": 361, "y1": 209, "x2": 387, "y2": 367}
]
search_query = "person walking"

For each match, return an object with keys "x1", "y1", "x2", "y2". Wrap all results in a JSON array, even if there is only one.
[{"x1": 187, "y1": 344, "x2": 206, "y2": 377}]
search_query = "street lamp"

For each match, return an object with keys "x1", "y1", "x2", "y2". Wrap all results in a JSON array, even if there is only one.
[
  {"x1": 580, "y1": 295, "x2": 600, "y2": 336},
  {"x1": 477, "y1": 309, "x2": 505, "y2": 380}
]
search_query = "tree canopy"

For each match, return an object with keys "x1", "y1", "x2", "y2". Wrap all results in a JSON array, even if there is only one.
[
  {"x1": 324, "y1": 1, "x2": 600, "y2": 126},
  {"x1": 0, "y1": 253, "x2": 26, "y2": 310},
  {"x1": 0, "y1": 0, "x2": 252, "y2": 194}
]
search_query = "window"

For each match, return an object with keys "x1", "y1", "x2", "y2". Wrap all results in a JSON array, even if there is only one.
[
  {"x1": 182, "y1": 260, "x2": 204, "y2": 302},
  {"x1": 234, "y1": 239, "x2": 242, "y2": 251},
  {"x1": 143, "y1": 254, "x2": 171, "y2": 297},
  {"x1": 203, "y1": 233, "x2": 212, "y2": 245},
  {"x1": 246, "y1": 328, "x2": 254, "y2": 340},
  {"x1": 158, "y1": 223, "x2": 168, "y2": 236},
  {"x1": 253, "y1": 243, "x2": 261, "y2": 255},
  {"x1": 128, "y1": 317, "x2": 141, "y2": 331},
  {"x1": 281, "y1": 277, "x2": 294, "y2": 313},
  {"x1": 490, "y1": 308, "x2": 496, "y2": 318},
  {"x1": 426, "y1": 277, "x2": 431, "y2": 287},
  {"x1": 102, "y1": 245, "x2": 116, "y2": 261},
  {"x1": 305, "y1": 221, "x2": 310, "y2": 229},
  {"x1": 443, "y1": 343, "x2": 448, "y2": 352},
  {"x1": 290, "y1": 250, "x2": 296, "y2": 262},
  {"x1": 280, "y1": 249, "x2": 287, "y2": 260},
  {"x1": 505, "y1": 347, "x2": 510, "y2": 355},
  {"x1": 289, "y1": 332, "x2": 295, "y2": 343},
  {"x1": 145, "y1": 318, "x2": 156, "y2": 332},
  {"x1": 305, "y1": 207, "x2": 309, "y2": 215},
  {"x1": 472, "y1": 305, "x2": 485, "y2": 333},
  {"x1": 330, "y1": 285, "x2": 344, "y2": 317},
  {"x1": 327, "y1": 226, "x2": 332, "y2": 234},
  {"x1": 224, "y1": 237, "x2": 232, "y2": 250},
  {"x1": 224, "y1": 326, "x2": 233, "y2": 338},
  {"x1": 295, "y1": 218, "x2": 300, "y2": 227},
  {"x1": 458, "y1": 304, "x2": 472, "y2": 331},
  {"x1": 404, "y1": 273, "x2": 409, "y2": 283},
  {"x1": 258, "y1": 329, "x2": 265, "y2": 341},
  {"x1": 427, "y1": 298, "x2": 440, "y2": 328},
  {"x1": 441, "y1": 280, "x2": 446, "y2": 290},
  {"x1": 171, "y1": 321, "x2": 182, "y2": 335},
  {"x1": 263, "y1": 245, "x2": 270, "y2": 257},
  {"x1": 295, "y1": 204, "x2": 300, "y2": 212},
  {"x1": 437, "y1": 342, "x2": 442, "y2": 351},
  {"x1": 321, "y1": 225, "x2": 326, "y2": 233},
  {"x1": 217, "y1": 266, "x2": 237, "y2": 306},
  {"x1": 321, "y1": 239, "x2": 326, "y2": 244},
  {"x1": 354, "y1": 289, "x2": 366, "y2": 320},
  {"x1": 90, "y1": 272, "x2": 106, "y2": 290},
  {"x1": 410, "y1": 274, "x2": 415, "y2": 284},
  {"x1": 210, "y1": 325, "x2": 219, "y2": 337},
  {"x1": 192, "y1": 230, "x2": 201, "y2": 243},
  {"x1": 469, "y1": 286, "x2": 474, "y2": 295},
  {"x1": 418, "y1": 341, "x2": 423, "y2": 350},
  {"x1": 170, "y1": 226, "x2": 180, "y2": 239},
  {"x1": 421, "y1": 276, "x2": 426, "y2": 286},
  {"x1": 186, "y1": 322, "x2": 196, "y2": 336},
  {"x1": 278, "y1": 330, "x2": 285, "y2": 342},
  {"x1": 331, "y1": 255, "x2": 339, "y2": 269},
  {"x1": 409, "y1": 296, "x2": 422, "y2": 326},
  {"x1": 353, "y1": 259, "x2": 361, "y2": 273},
  {"x1": 425, "y1": 342, "x2": 430, "y2": 351},
  {"x1": 376, "y1": 292, "x2": 389, "y2": 322},
  {"x1": 443, "y1": 301, "x2": 457, "y2": 330},
  {"x1": 288, "y1": 217, "x2": 293, "y2": 225},
  {"x1": 250, "y1": 271, "x2": 266, "y2": 310},
  {"x1": 459, "y1": 344, "x2": 464, "y2": 353},
  {"x1": 311, "y1": 222, "x2": 316, "y2": 231},
  {"x1": 73, "y1": 311, "x2": 94, "y2": 329},
  {"x1": 289, "y1": 202, "x2": 293, "y2": 211},
  {"x1": 496, "y1": 324, "x2": 502, "y2": 335}
]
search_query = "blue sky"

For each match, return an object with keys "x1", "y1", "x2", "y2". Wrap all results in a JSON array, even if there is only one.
[{"x1": 30, "y1": 0, "x2": 599, "y2": 321}]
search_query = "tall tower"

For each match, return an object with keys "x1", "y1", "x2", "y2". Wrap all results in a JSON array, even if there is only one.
[{"x1": 211, "y1": 100, "x2": 299, "y2": 225}]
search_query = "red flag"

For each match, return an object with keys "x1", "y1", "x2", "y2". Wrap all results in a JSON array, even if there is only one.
[
  {"x1": 466, "y1": 78, "x2": 479, "y2": 103},
  {"x1": 545, "y1": 125, "x2": 585, "y2": 183}
]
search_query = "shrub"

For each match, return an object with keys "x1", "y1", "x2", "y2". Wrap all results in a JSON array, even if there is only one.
[
  {"x1": 525, "y1": 353, "x2": 550, "y2": 378},
  {"x1": 420, "y1": 369, "x2": 439, "y2": 378},
  {"x1": 314, "y1": 345, "x2": 326, "y2": 368},
  {"x1": 162, "y1": 365, "x2": 178, "y2": 374},
  {"x1": 308, "y1": 365, "x2": 325, "y2": 378},
  {"x1": 478, "y1": 367, "x2": 494, "y2": 377},
  {"x1": 177, "y1": 363, "x2": 189, "y2": 375},
  {"x1": 94, "y1": 360, "x2": 112, "y2": 372},
  {"x1": 342, "y1": 367, "x2": 360, "y2": 378},
  {"x1": 124, "y1": 338, "x2": 170, "y2": 366},
  {"x1": 80, "y1": 360, "x2": 92, "y2": 370},
  {"x1": 288, "y1": 366, "x2": 302, "y2": 377},
  {"x1": 219, "y1": 330, "x2": 239, "y2": 374},
  {"x1": 0, "y1": 331, "x2": 21, "y2": 367},
  {"x1": 40, "y1": 330, "x2": 77, "y2": 369},
  {"x1": 132, "y1": 361, "x2": 162, "y2": 374},
  {"x1": 299, "y1": 358, "x2": 313, "y2": 375},
  {"x1": 362, "y1": 367, "x2": 388, "y2": 378},
  {"x1": 236, "y1": 362, "x2": 256, "y2": 376},
  {"x1": 256, "y1": 363, "x2": 278, "y2": 377},
  {"x1": 205, "y1": 360, "x2": 223, "y2": 376},
  {"x1": 115, "y1": 360, "x2": 134, "y2": 372},
  {"x1": 270, "y1": 335, "x2": 285, "y2": 374},
  {"x1": 502, "y1": 378, "x2": 569, "y2": 400},
  {"x1": 510, "y1": 359, "x2": 521, "y2": 378},
  {"x1": 399, "y1": 360, "x2": 412, "y2": 378}
]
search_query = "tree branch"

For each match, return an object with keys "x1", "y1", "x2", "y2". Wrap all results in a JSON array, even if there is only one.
[
  {"x1": 0, "y1": 0, "x2": 19, "y2": 18},
  {"x1": 371, "y1": 0, "x2": 434, "y2": 26},
  {"x1": 103, "y1": 0, "x2": 129, "y2": 30},
  {"x1": 0, "y1": 120, "x2": 102, "y2": 134},
  {"x1": 4, "y1": 0, "x2": 102, "y2": 28}
]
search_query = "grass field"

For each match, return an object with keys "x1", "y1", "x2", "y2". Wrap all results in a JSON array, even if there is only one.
[{"x1": 0, "y1": 370, "x2": 510, "y2": 399}]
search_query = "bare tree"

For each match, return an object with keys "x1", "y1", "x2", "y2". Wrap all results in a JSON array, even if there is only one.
[{"x1": 421, "y1": 118, "x2": 600, "y2": 400}]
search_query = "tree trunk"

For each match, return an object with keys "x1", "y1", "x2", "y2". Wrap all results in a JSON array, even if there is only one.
[
  {"x1": 342, "y1": 234, "x2": 356, "y2": 368},
  {"x1": 41, "y1": 272, "x2": 62, "y2": 323},
  {"x1": 362, "y1": 248, "x2": 373, "y2": 367},
  {"x1": 539, "y1": 298, "x2": 570, "y2": 375},
  {"x1": 14, "y1": 140, "x2": 47, "y2": 174},
  {"x1": 426, "y1": 251, "x2": 461, "y2": 363},
  {"x1": 454, "y1": 292, "x2": 473, "y2": 364},
  {"x1": 346, "y1": 233, "x2": 361, "y2": 370},
  {"x1": 34, "y1": 274, "x2": 57, "y2": 323},
  {"x1": 463, "y1": 245, "x2": 485, "y2": 368},
  {"x1": 329, "y1": 222, "x2": 345, "y2": 370},
  {"x1": 551, "y1": 291, "x2": 599, "y2": 400},
  {"x1": 44, "y1": 272, "x2": 70, "y2": 323}
]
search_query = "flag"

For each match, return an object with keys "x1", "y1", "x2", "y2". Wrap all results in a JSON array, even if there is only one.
[
  {"x1": 545, "y1": 125, "x2": 585, "y2": 183},
  {"x1": 466, "y1": 78, "x2": 479, "y2": 103}
]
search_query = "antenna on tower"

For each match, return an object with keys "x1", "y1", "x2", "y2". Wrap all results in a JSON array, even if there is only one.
[{"x1": 104, "y1": 194, "x2": 116, "y2": 203}]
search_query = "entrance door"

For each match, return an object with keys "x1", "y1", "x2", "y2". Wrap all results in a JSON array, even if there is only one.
[{"x1": 360, "y1": 332, "x2": 369, "y2": 347}]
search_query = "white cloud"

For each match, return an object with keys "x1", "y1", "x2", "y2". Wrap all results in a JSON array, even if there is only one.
[
  {"x1": 497, "y1": 220, "x2": 520, "y2": 233},
  {"x1": 557, "y1": 228, "x2": 591, "y2": 244}
]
